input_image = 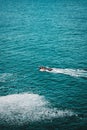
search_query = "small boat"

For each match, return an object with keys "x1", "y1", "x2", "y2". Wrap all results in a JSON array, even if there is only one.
[{"x1": 39, "y1": 66, "x2": 53, "y2": 72}]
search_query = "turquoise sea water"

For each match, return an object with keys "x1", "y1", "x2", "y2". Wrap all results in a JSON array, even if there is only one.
[{"x1": 0, "y1": 0, "x2": 87, "y2": 130}]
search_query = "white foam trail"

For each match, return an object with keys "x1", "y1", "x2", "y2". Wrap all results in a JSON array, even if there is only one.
[
  {"x1": 0, "y1": 73, "x2": 15, "y2": 82},
  {"x1": 47, "y1": 68, "x2": 87, "y2": 77},
  {"x1": 0, "y1": 93, "x2": 76, "y2": 126}
]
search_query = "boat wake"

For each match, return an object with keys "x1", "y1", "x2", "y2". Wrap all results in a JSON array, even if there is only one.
[
  {"x1": 47, "y1": 68, "x2": 87, "y2": 77},
  {"x1": 0, "y1": 93, "x2": 77, "y2": 126},
  {"x1": 0, "y1": 73, "x2": 16, "y2": 82}
]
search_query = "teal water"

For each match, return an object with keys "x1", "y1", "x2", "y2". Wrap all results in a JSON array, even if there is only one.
[{"x1": 0, "y1": 0, "x2": 87, "y2": 130}]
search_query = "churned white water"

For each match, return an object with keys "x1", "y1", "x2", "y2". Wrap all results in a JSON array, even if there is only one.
[
  {"x1": 0, "y1": 93, "x2": 76, "y2": 126},
  {"x1": 47, "y1": 68, "x2": 87, "y2": 77}
]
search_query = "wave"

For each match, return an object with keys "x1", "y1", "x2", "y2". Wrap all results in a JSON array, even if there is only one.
[
  {"x1": 47, "y1": 68, "x2": 87, "y2": 77},
  {"x1": 0, "y1": 93, "x2": 77, "y2": 126}
]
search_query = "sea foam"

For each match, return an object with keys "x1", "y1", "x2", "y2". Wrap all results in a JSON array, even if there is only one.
[
  {"x1": 0, "y1": 93, "x2": 77, "y2": 126},
  {"x1": 47, "y1": 68, "x2": 87, "y2": 77},
  {"x1": 0, "y1": 73, "x2": 15, "y2": 82}
]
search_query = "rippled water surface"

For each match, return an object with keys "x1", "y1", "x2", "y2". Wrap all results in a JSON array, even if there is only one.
[{"x1": 0, "y1": 0, "x2": 87, "y2": 130}]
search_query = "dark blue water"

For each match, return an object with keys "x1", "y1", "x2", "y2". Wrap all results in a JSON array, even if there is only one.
[{"x1": 0, "y1": 0, "x2": 87, "y2": 130}]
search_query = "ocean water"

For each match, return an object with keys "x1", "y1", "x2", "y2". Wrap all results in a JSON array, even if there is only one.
[{"x1": 0, "y1": 0, "x2": 87, "y2": 130}]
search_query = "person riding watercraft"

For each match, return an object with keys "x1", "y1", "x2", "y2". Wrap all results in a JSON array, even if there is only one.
[{"x1": 39, "y1": 66, "x2": 53, "y2": 71}]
